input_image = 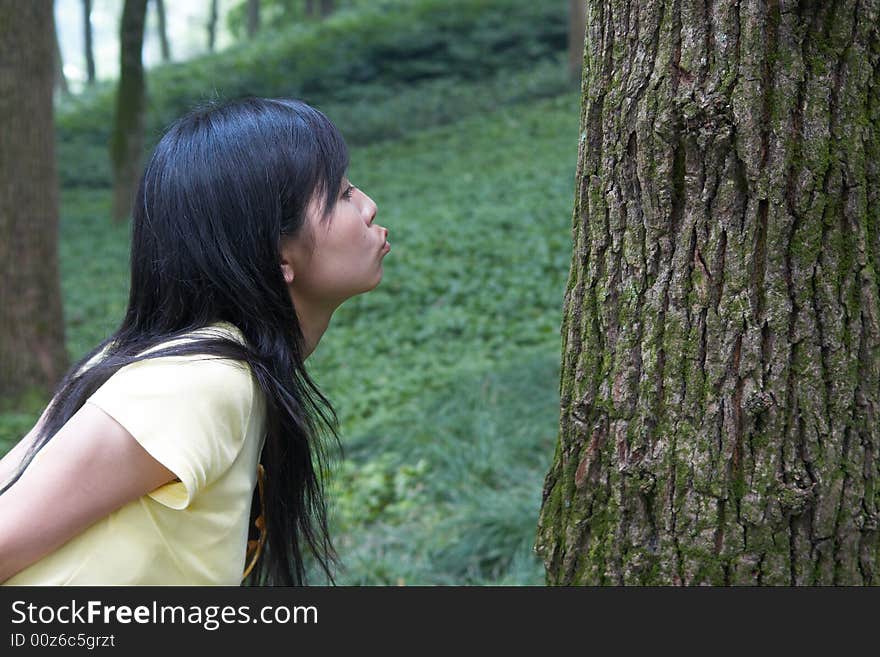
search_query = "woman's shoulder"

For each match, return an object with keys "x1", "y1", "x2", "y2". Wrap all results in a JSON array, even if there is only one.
[
  {"x1": 88, "y1": 323, "x2": 259, "y2": 426},
  {"x1": 134, "y1": 322, "x2": 254, "y2": 386},
  {"x1": 187, "y1": 320, "x2": 247, "y2": 346},
  {"x1": 144, "y1": 320, "x2": 248, "y2": 353},
  {"x1": 86, "y1": 322, "x2": 256, "y2": 400}
]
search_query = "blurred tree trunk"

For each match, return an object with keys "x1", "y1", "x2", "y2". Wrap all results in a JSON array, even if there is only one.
[
  {"x1": 536, "y1": 0, "x2": 880, "y2": 585},
  {"x1": 110, "y1": 0, "x2": 148, "y2": 223},
  {"x1": 83, "y1": 0, "x2": 95, "y2": 84},
  {"x1": 567, "y1": 0, "x2": 586, "y2": 82},
  {"x1": 247, "y1": 0, "x2": 260, "y2": 37},
  {"x1": 155, "y1": 0, "x2": 170, "y2": 61},
  {"x1": 306, "y1": 0, "x2": 334, "y2": 18},
  {"x1": 206, "y1": 0, "x2": 218, "y2": 51},
  {"x1": 0, "y1": 0, "x2": 69, "y2": 401},
  {"x1": 53, "y1": 11, "x2": 70, "y2": 97}
]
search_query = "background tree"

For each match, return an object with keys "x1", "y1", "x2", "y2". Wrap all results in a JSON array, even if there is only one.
[
  {"x1": 567, "y1": 0, "x2": 586, "y2": 82},
  {"x1": 247, "y1": 0, "x2": 260, "y2": 37},
  {"x1": 110, "y1": 0, "x2": 148, "y2": 223},
  {"x1": 228, "y1": 0, "x2": 334, "y2": 37},
  {"x1": 305, "y1": 0, "x2": 334, "y2": 18},
  {"x1": 155, "y1": 0, "x2": 171, "y2": 62},
  {"x1": 83, "y1": 0, "x2": 95, "y2": 85},
  {"x1": 0, "y1": 0, "x2": 69, "y2": 401},
  {"x1": 53, "y1": 9, "x2": 70, "y2": 97},
  {"x1": 207, "y1": 0, "x2": 219, "y2": 51},
  {"x1": 536, "y1": 0, "x2": 880, "y2": 584}
]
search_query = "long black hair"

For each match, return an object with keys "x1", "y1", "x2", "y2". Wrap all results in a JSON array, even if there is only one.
[{"x1": 0, "y1": 97, "x2": 350, "y2": 585}]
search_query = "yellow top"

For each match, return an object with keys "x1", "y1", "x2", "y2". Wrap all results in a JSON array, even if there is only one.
[{"x1": 4, "y1": 322, "x2": 266, "y2": 586}]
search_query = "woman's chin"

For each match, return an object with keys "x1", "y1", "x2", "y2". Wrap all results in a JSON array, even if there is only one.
[{"x1": 345, "y1": 273, "x2": 384, "y2": 300}]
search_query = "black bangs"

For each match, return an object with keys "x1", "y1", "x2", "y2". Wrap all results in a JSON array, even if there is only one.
[{"x1": 265, "y1": 98, "x2": 349, "y2": 227}]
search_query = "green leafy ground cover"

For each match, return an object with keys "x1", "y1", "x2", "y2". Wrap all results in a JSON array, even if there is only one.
[
  {"x1": 1, "y1": 0, "x2": 580, "y2": 584},
  {"x1": 313, "y1": 94, "x2": 578, "y2": 583}
]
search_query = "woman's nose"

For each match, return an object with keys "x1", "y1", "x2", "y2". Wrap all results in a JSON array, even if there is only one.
[{"x1": 363, "y1": 195, "x2": 378, "y2": 225}]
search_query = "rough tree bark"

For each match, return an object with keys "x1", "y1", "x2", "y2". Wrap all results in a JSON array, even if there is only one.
[
  {"x1": 0, "y1": 0, "x2": 69, "y2": 400},
  {"x1": 83, "y1": 0, "x2": 95, "y2": 84},
  {"x1": 110, "y1": 0, "x2": 148, "y2": 223},
  {"x1": 536, "y1": 0, "x2": 880, "y2": 585}
]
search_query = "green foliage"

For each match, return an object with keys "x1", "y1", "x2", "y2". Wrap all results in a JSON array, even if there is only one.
[
  {"x1": 55, "y1": 0, "x2": 567, "y2": 188},
  {"x1": 323, "y1": 350, "x2": 562, "y2": 585},
  {"x1": 226, "y1": 0, "x2": 420, "y2": 40},
  {"x1": 56, "y1": 55, "x2": 572, "y2": 190},
  {"x1": 226, "y1": 0, "x2": 368, "y2": 38},
  {"x1": 326, "y1": 55, "x2": 571, "y2": 145}
]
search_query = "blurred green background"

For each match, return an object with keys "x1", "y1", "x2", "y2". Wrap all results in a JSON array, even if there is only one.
[{"x1": 2, "y1": 0, "x2": 580, "y2": 585}]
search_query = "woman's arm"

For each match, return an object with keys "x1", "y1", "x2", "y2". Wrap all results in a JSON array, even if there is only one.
[
  {"x1": 0, "y1": 402, "x2": 176, "y2": 583},
  {"x1": 0, "y1": 403, "x2": 52, "y2": 489}
]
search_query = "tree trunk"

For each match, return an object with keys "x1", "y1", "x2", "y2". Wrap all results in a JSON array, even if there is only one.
[
  {"x1": 83, "y1": 0, "x2": 95, "y2": 84},
  {"x1": 305, "y1": 0, "x2": 314, "y2": 17},
  {"x1": 0, "y1": 0, "x2": 69, "y2": 401},
  {"x1": 319, "y1": 0, "x2": 334, "y2": 18},
  {"x1": 155, "y1": 0, "x2": 170, "y2": 61},
  {"x1": 568, "y1": 0, "x2": 586, "y2": 83},
  {"x1": 110, "y1": 0, "x2": 147, "y2": 223},
  {"x1": 536, "y1": 0, "x2": 880, "y2": 585},
  {"x1": 247, "y1": 0, "x2": 260, "y2": 38},
  {"x1": 53, "y1": 11, "x2": 70, "y2": 97},
  {"x1": 206, "y1": 0, "x2": 218, "y2": 52}
]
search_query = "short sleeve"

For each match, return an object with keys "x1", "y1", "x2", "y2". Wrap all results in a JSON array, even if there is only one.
[{"x1": 86, "y1": 355, "x2": 255, "y2": 510}]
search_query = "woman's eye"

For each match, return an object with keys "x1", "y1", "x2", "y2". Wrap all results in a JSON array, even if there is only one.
[{"x1": 342, "y1": 185, "x2": 355, "y2": 200}]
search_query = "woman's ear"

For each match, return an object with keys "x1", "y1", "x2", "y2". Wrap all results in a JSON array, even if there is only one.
[
  {"x1": 279, "y1": 238, "x2": 296, "y2": 284},
  {"x1": 280, "y1": 261, "x2": 295, "y2": 284}
]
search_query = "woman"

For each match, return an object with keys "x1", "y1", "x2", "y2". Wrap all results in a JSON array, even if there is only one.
[{"x1": 0, "y1": 97, "x2": 390, "y2": 585}]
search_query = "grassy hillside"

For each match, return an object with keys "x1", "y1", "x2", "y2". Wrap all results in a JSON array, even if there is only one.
[
  {"x1": 56, "y1": 0, "x2": 569, "y2": 188},
  {"x1": 316, "y1": 92, "x2": 579, "y2": 583}
]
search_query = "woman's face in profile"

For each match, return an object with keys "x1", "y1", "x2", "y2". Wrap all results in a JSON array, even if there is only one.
[{"x1": 281, "y1": 178, "x2": 389, "y2": 306}]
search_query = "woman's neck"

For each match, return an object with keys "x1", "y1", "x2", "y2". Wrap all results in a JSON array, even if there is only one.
[{"x1": 290, "y1": 292, "x2": 337, "y2": 359}]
